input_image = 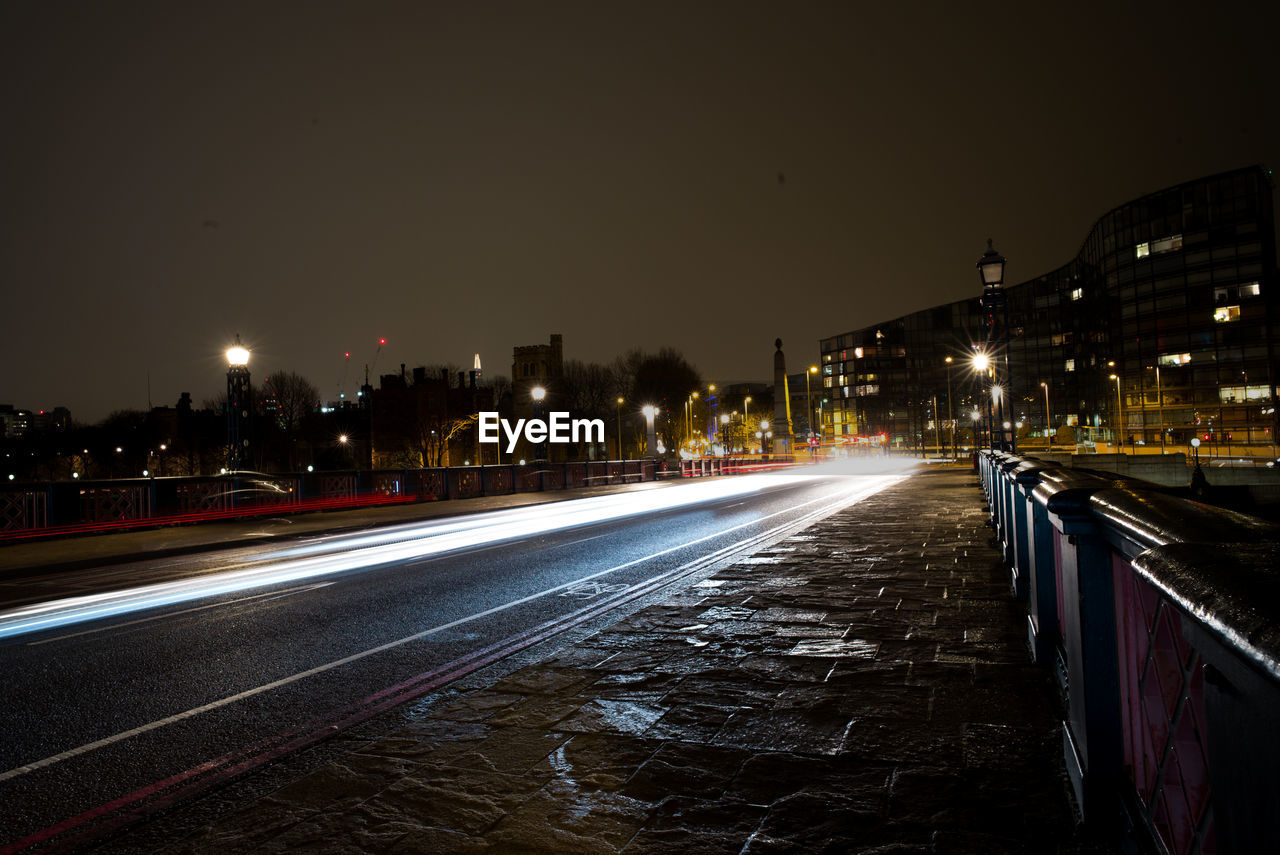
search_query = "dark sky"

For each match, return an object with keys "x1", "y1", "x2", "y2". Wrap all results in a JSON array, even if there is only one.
[{"x1": 3, "y1": 1, "x2": 1277, "y2": 422}]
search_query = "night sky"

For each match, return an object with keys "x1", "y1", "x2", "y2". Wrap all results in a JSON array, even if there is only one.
[{"x1": 3, "y1": 2, "x2": 1277, "y2": 422}]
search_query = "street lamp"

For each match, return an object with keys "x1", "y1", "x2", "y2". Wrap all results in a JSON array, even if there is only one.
[
  {"x1": 976, "y1": 239, "x2": 1011, "y2": 452},
  {"x1": 531, "y1": 386, "x2": 547, "y2": 460},
  {"x1": 225, "y1": 336, "x2": 252, "y2": 472},
  {"x1": 744, "y1": 396, "x2": 752, "y2": 426},
  {"x1": 1040, "y1": 382, "x2": 1052, "y2": 446},
  {"x1": 944, "y1": 356, "x2": 954, "y2": 458},
  {"x1": 807, "y1": 367, "x2": 818, "y2": 439},
  {"x1": 616, "y1": 397, "x2": 624, "y2": 460},
  {"x1": 642, "y1": 405, "x2": 657, "y2": 458},
  {"x1": 1109, "y1": 374, "x2": 1123, "y2": 450},
  {"x1": 972, "y1": 352, "x2": 992, "y2": 450},
  {"x1": 1147, "y1": 365, "x2": 1165, "y2": 452}
]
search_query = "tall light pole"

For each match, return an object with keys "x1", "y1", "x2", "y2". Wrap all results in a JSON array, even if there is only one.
[
  {"x1": 806, "y1": 366, "x2": 817, "y2": 439},
  {"x1": 643, "y1": 405, "x2": 657, "y2": 459},
  {"x1": 1109, "y1": 374, "x2": 1123, "y2": 450},
  {"x1": 1148, "y1": 365, "x2": 1165, "y2": 452},
  {"x1": 225, "y1": 336, "x2": 251, "y2": 472},
  {"x1": 977, "y1": 240, "x2": 1010, "y2": 452},
  {"x1": 944, "y1": 356, "x2": 954, "y2": 458},
  {"x1": 1040, "y1": 381, "x2": 1052, "y2": 446},
  {"x1": 744, "y1": 396, "x2": 752, "y2": 427},
  {"x1": 973, "y1": 352, "x2": 992, "y2": 451},
  {"x1": 532, "y1": 386, "x2": 547, "y2": 460},
  {"x1": 616, "y1": 397, "x2": 624, "y2": 460},
  {"x1": 720, "y1": 413, "x2": 730, "y2": 454}
]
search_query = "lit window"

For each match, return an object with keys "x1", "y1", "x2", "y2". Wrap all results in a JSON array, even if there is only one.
[
  {"x1": 1158, "y1": 353, "x2": 1192, "y2": 367},
  {"x1": 1213, "y1": 305, "x2": 1240, "y2": 323},
  {"x1": 1135, "y1": 242, "x2": 1150, "y2": 258},
  {"x1": 1070, "y1": 288, "x2": 1083, "y2": 301},
  {"x1": 854, "y1": 347, "x2": 863, "y2": 358},
  {"x1": 1151, "y1": 234, "x2": 1183, "y2": 254},
  {"x1": 1241, "y1": 281, "x2": 1261, "y2": 298},
  {"x1": 1064, "y1": 359, "x2": 1076, "y2": 372},
  {"x1": 1220, "y1": 386, "x2": 1269, "y2": 404}
]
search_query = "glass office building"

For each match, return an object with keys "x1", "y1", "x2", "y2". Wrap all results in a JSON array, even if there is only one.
[{"x1": 819, "y1": 165, "x2": 1278, "y2": 456}]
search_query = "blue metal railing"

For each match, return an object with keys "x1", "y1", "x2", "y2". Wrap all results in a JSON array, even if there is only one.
[{"x1": 978, "y1": 451, "x2": 1280, "y2": 854}]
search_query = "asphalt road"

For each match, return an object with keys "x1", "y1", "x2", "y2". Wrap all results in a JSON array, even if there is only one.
[{"x1": 0, "y1": 461, "x2": 912, "y2": 852}]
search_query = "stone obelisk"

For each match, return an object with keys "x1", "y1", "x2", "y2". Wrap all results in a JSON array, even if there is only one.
[{"x1": 772, "y1": 338, "x2": 794, "y2": 457}]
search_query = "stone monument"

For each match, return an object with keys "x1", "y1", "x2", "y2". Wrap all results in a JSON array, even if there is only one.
[{"x1": 772, "y1": 338, "x2": 794, "y2": 457}]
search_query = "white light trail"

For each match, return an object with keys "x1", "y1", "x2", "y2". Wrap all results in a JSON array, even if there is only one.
[{"x1": 0, "y1": 470, "x2": 872, "y2": 642}]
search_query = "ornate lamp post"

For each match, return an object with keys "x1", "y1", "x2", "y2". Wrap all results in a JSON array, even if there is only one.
[
  {"x1": 225, "y1": 336, "x2": 251, "y2": 472},
  {"x1": 977, "y1": 240, "x2": 1011, "y2": 452},
  {"x1": 973, "y1": 352, "x2": 992, "y2": 451}
]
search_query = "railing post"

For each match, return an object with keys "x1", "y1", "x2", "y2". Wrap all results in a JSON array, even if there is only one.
[{"x1": 1048, "y1": 494, "x2": 1123, "y2": 828}]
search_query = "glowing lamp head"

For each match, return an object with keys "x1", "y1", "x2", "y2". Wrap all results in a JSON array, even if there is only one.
[
  {"x1": 972, "y1": 353, "x2": 989, "y2": 372},
  {"x1": 977, "y1": 238, "x2": 1007, "y2": 288},
  {"x1": 760, "y1": 420, "x2": 770, "y2": 430},
  {"x1": 226, "y1": 345, "x2": 250, "y2": 367},
  {"x1": 720, "y1": 414, "x2": 730, "y2": 424},
  {"x1": 531, "y1": 386, "x2": 547, "y2": 402},
  {"x1": 642, "y1": 405, "x2": 657, "y2": 418}
]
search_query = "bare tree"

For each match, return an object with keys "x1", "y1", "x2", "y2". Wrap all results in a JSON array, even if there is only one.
[{"x1": 261, "y1": 371, "x2": 319, "y2": 435}]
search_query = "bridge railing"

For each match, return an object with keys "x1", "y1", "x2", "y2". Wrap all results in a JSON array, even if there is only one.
[
  {"x1": 978, "y1": 450, "x2": 1280, "y2": 854},
  {"x1": 0, "y1": 458, "x2": 704, "y2": 540}
]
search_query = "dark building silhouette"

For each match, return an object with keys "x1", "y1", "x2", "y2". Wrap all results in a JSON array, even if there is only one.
[
  {"x1": 370, "y1": 365, "x2": 493, "y2": 468},
  {"x1": 820, "y1": 166, "x2": 1278, "y2": 457}
]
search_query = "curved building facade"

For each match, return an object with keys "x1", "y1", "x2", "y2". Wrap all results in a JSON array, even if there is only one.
[{"x1": 819, "y1": 165, "x2": 1278, "y2": 456}]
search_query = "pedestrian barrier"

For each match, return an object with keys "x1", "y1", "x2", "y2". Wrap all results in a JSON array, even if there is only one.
[
  {"x1": 0, "y1": 457, "x2": 767, "y2": 541},
  {"x1": 978, "y1": 450, "x2": 1280, "y2": 854}
]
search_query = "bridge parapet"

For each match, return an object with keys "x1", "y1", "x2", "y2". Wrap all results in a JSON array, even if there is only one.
[{"x1": 979, "y1": 450, "x2": 1280, "y2": 854}]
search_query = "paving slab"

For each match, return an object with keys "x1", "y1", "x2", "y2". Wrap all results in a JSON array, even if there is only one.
[{"x1": 111, "y1": 467, "x2": 1119, "y2": 853}]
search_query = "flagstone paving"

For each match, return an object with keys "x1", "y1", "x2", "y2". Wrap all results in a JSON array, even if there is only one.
[{"x1": 144, "y1": 468, "x2": 1119, "y2": 854}]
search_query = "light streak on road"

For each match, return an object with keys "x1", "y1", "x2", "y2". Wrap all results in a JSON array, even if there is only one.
[{"x1": 0, "y1": 468, "x2": 907, "y2": 641}]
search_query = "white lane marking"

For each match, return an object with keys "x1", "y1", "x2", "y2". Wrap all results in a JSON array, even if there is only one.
[
  {"x1": 0, "y1": 474, "x2": 906, "y2": 782},
  {"x1": 24, "y1": 583, "x2": 334, "y2": 647}
]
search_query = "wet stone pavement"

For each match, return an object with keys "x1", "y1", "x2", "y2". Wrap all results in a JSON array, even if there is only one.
[{"x1": 152, "y1": 468, "x2": 1115, "y2": 854}]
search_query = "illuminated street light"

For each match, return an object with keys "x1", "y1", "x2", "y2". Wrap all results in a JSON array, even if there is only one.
[
  {"x1": 532, "y1": 386, "x2": 547, "y2": 460},
  {"x1": 226, "y1": 335, "x2": 252, "y2": 472},
  {"x1": 642, "y1": 405, "x2": 657, "y2": 459},
  {"x1": 1040, "y1": 382, "x2": 1052, "y2": 446},
  {"x1": 225, "y1": 344, "x2": 250, "y2": 366},
  {"x1": 944, "y1": 356, "x2": 955, "y2": 458},
  {"x1": 806, "y1": 366, "x2": 818, "y2": 440},
  {"x1": 616, "y1": 397, "x2": 625, "y2": 460},
  {"x1": 1110, "y1": 373, "x2": 1124, "y2": 449}
]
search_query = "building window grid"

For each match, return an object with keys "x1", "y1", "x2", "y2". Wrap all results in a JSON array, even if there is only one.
[{"x1": 818, "y1": 168, "x2": 1276, "y2": 454}]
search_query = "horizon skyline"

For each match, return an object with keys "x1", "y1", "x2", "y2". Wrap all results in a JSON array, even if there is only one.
[{"x1": 4, "y1": 3, "x2": 1277, "y2": 423}]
